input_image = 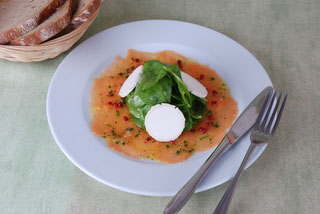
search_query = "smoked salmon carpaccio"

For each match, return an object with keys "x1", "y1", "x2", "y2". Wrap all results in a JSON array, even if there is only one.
[{"x1": 91, "y1": 50, "x2": 238, "y2": 163}]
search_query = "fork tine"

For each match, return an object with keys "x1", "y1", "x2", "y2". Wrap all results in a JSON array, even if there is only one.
[
  {"x1": 266, "y1": 91, "x2": 283, "y2": 132},
  {"x1": 254, "y1": 88, "x2": 274, "y2": 131},
  {"x1": 260, "y1": 90, "x2": 277, "y2": 130},
  {"x1": 271, "y1": 93, "x2": 288, "y2": 135}
]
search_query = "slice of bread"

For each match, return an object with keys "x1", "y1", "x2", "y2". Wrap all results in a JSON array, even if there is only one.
[
  {"x1": 10, "y1": 0, "x2": 74, "y2": 46},
  {"x1": 0, "y1": 0, "x2": 66, "y2": 44},
  {"x1": 52, "y1": 0, "x2": 101, "y2": 37},
  {"x1": 70, "y1": 0, "x2": 102, "y2": 29}
]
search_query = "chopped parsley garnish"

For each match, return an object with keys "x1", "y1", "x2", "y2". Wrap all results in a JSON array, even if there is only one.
[
  {"x1": 184, "y1": 140, "x2": 188, "y2": 147},
  {"x1": 200, "y1": 134, "x2": 209, "y2": 140},
  {"x1": 189, "y1": 148, "x2": 195, "y2": 153}
]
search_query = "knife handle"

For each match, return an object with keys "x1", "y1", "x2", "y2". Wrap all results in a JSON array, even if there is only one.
[{"x1": 164, "y1": 136, "x2": 232, "y2": 214}]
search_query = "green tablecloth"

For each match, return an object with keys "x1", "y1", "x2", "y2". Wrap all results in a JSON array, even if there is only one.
[{"x1": 1, "y1": 0, "x2": 319, "y2": 213}]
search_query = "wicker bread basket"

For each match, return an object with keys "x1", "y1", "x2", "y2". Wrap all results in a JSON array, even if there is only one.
[{"x1": 0, "y1": 8, "x2": 100, "y2": 62}]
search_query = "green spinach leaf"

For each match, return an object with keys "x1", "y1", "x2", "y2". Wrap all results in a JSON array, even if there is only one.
[
  {"x1": 165, "y1": 65, "x2": 192, "y2": 108},
  {"x1": 190, "y1": 94, "x2": 207, "y2": 120},
  {"x1": 135, "y1": 75, "x2": 172, "y2": 106},
  {"x1": 125, "y1": 92, "x2": 151, "y2": 128},
  {"x1": 137, "y1": 60, "x2": 167, "y2": 90}
]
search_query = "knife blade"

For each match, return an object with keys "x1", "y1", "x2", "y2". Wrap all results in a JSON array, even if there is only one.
[{"x1": 164, "y1": 86, "x2": 273, "y2": 214}]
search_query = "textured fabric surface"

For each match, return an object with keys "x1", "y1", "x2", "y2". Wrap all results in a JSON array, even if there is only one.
[{"x1": 1, "y1": 0, "x2": 319, "y2": 213}]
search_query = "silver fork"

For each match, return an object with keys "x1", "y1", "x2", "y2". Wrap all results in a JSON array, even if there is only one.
[{"x1": 213, "y1": 90, "x2": 288, "y2": 214}]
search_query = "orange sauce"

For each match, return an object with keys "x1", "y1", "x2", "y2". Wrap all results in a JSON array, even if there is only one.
[{"x1": 91, "y1": 50, "x2": 238, "y2": 163}]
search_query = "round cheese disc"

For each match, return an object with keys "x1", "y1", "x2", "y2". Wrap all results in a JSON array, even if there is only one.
[
  {"x1": 144, "y1": 103, "x2": 185, "y2": 142},
  {"x1": 181, "y1": 71, "x2": 208, "y2": 98},
  {"x1": 119, "y1": 65, "x2": 143, "y2": 97}
]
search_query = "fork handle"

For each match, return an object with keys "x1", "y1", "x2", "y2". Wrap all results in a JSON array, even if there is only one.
[
  {"x1": 214, "y1": 143, "x2": 258, "y2": 214},
  {"x1": 164, "y1": 136, "x2": 232, "y2": 214}
]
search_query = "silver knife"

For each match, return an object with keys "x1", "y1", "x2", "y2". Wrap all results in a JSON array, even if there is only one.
[{"x1": 164, "y1": 86, "x2": 273, "y2": 214}]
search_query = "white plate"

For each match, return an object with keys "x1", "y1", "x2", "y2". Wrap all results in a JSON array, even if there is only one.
[{"x1": 47, "y1": 20, "x2": 272, "y2": 196}]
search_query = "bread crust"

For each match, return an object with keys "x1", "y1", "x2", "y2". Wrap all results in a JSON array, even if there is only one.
[
  {"x1": 10, "y1": 0, "x2": 74, "y2": 46},
  {"x1": 70, "y1": 0, "x2": 102, "y2": 29},
  {"x1": 0, "y1": 0, "x2": 66, "y2": 44}
]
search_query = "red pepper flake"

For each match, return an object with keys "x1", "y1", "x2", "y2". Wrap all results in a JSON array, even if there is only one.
[
  {"x1": 177, "y1": 60, "x2": 183, "y2": 69},
  {"x1": 144, "y1": 137, "x2": 151, "y2": 143},
  {"x1": 205, "y1": 122, "x2": 210, "y2": 127},
  {"x1": 113, "y1": 102, "x2": 123, "y2": 108},
  {"x1": 212, "y1": 90, "x2": 218, "y2": 95},
  {"x1": 123, "y1": 116, "x2": 129, "y2": 121},
  {"x1": 99, "y1": 93, "x2": 103, "y2": 96},
  {"x1": 131, "y1": 66, "x2": 136, "y2": 71},
  {"x1": 108, "y1": 101, "x2": 112, "y2": 105},
  {"x1": 190, "y1": 128, "x2": 195, "y2": 133},
  {"x1": 134, "y1": 58, "x2": 140, "y2": 63},
  {"x1": 170, "y1": 141, "x2": 175, "y2": 145},
  {"x1": 211, "y1": 101, "x2": 218, "y2": 106},
  {"x1": 199, "y1": 127, "x2": 208, "y2": 134},
  {"x1": 200, "y1": 74, "x2": 205, "y2": 80},
  {"x1": 209, "y1": 115, "x2": 215, "y2": 120}
]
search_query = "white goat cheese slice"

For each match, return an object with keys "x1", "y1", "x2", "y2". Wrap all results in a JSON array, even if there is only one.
[
  {"x1": 145, "y1": 103, "x2": 185, "y2": 142},
  {"x1": 119, "y1": 65, "x2": 143, "y2": 97},
  {"x1": 181, "y1": 71, "x2": 208, "y2": 98}
]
